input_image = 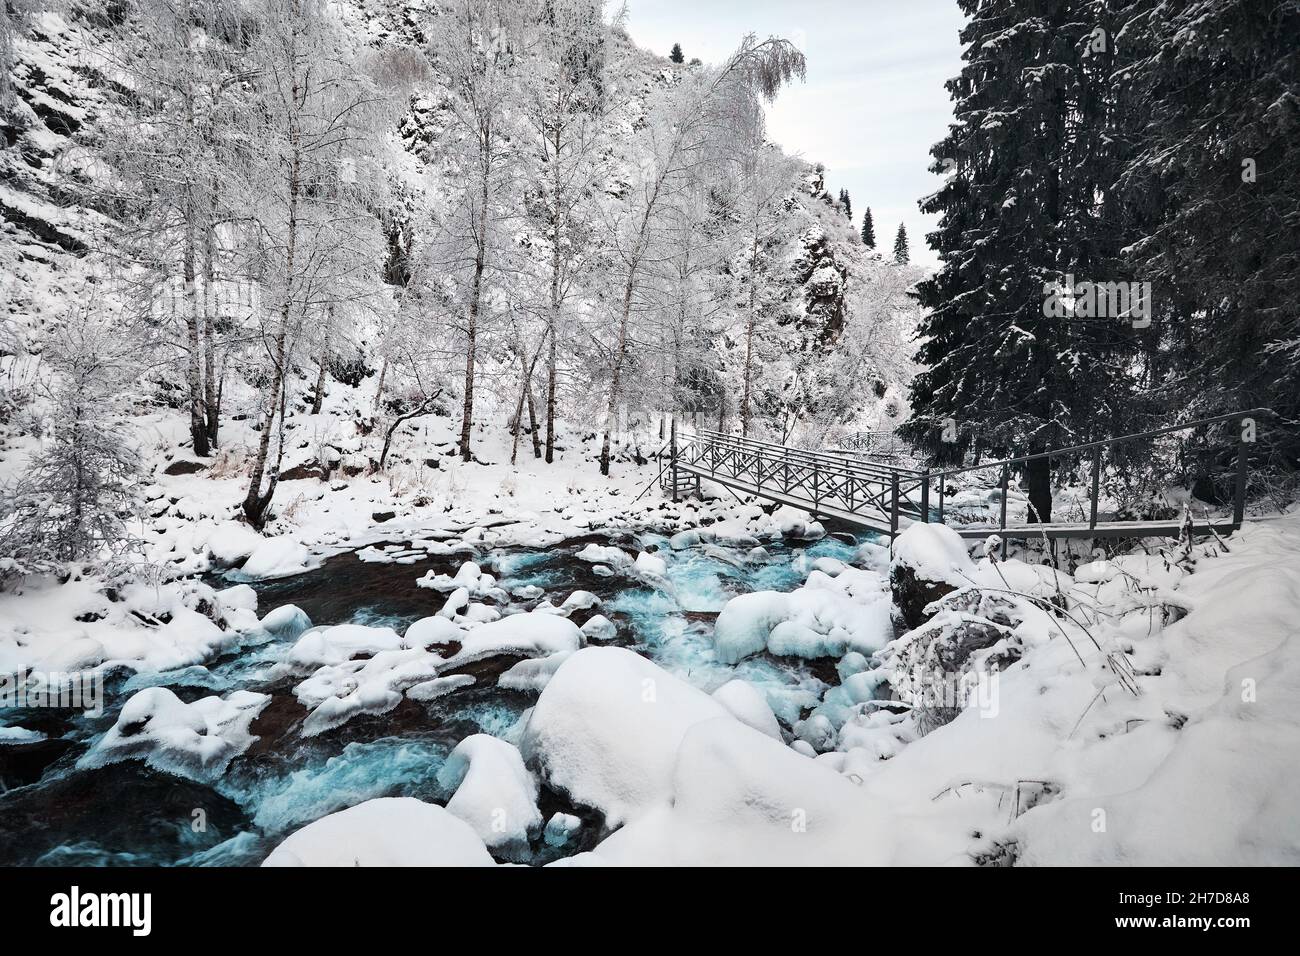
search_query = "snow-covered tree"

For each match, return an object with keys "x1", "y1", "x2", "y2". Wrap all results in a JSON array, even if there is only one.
[
  {"x1": 892, "y1": 222, "x2": 908, "y2": 264},
  {"x1": 0, "y1": 308, "x2": 143, "y2": 582}
]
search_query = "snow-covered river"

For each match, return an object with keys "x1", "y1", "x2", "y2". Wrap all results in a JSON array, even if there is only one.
[{"x1": 0, "y1": 525, "x2": 874, "y2": 866}]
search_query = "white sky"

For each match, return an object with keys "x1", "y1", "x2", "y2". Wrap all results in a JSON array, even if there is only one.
[{"x1": 621, "y1": 0, "x2": 968, "y2": 268}]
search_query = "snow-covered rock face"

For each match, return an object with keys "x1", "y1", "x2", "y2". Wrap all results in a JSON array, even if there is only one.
[
  {"x1": 521, "y1": 646, "x2": 731, "y2": 826},
  {"x1": 262, "y1": 797, "x2": 495, "y2": 867},
  {"x1": 79, "y1": 687, "x2": 269, "y2": 782}
]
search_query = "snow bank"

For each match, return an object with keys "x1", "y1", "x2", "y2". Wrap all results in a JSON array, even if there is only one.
[
  {"x1": 438, "y1": 734, "x2": 543, "y2": 861},
  {"x1": 521, "y1": 647, "x2": 730, "y2": 825},
  {"x1": 262, "y1": 797, "x2": 495, "y2": 867}
]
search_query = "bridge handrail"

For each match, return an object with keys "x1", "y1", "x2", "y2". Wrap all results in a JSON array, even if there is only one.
[
  {"x1": 926, "y1": 407, "x2": 1271, "y2": 543},
  {"x1": 928, "y1": 409, "x2": 1272, "y2": 480},
  {"x1": 692, "y1": 429, "x2": 926, "y2": 480}
]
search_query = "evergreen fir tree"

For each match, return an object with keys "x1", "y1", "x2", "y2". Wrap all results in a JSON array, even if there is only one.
[
  {"x1": 892, "y1": 222, "x2": 909, "y2": 264},
  {"x1": 1117, "y1": 0, "x2": 1300, "y2": 482},
  {"x1": 861, "y1": 207, "x2": 875, "y2": 247},
  {"x1": 838, "y1": 188, "x2": 852, "y2": 219},
  {"x1": 900, "y1": 0, "x2": 1131, "y2": 522},
  {"x1": 669, "y1": 42, "x2": 684, "y2": 63}
]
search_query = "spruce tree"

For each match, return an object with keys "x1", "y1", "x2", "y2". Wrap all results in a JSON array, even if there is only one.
[
  {"x1": 839, "y1": 188, "x2": 852, "y2": 219},
  {"x1": 892, "y1": 222, "x2": 909, "y2": 264},
  {"x1": 669, "y1": 42, "x2": 684, "y2": 64},
  {"x1": 901, "y1": 0, "x2": 1131, "y2": 522},
  {"x1": 1118, "y1": 0, "x2": 1300, "y2": 480},
  {"x1": 861, "y1": 207, "x2": 875, "y2": 247}
]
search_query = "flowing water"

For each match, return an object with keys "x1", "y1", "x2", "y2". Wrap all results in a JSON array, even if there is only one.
[{"x1": 0, "y1": 524, "x2": 871, "y2": 866}]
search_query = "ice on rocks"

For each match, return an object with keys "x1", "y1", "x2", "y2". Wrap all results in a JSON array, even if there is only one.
[
  {"x1": 259, "y1": 605, "x2": 313, "y2": 642},
  {"x1": 79, "y1": 687, "x2": 269, "y2": 781}
]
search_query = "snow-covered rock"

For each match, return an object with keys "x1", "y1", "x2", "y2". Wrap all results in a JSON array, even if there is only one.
[
  {"x1": 592, "y1": 717, "x2": 896, "y2": 865},
  {"x1": 287, "y1": 624, "x2": 403, "y2": 668},
  {"x1": 711, "y1": 679, "x2": 782, "y2": 739},
  {"x1": 521, "y1": 647, "x2": 730, "y2": 825},
  {"x1": 438, "y1": 734, "x2": 543, "y2": 861},
  {"x1": 237, "y1": 537, "x2": 315, "y2": 580},
  {"x1": 712, "y1": 567, "x2": 892, "y2": 664},
  {"x1": 79, "y1": 687, "x2": 269, "y2": 781},
  {"x1": 262, "y1": 798, "x2": 495, "y2": 867}
]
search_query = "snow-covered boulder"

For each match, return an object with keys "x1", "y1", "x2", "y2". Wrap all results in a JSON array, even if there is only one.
[
  {"x1": 438, "y1": 734, "x2": 543, "y2": 861},
  {"x1": 592, "y1": 717, "x2": 896, "y2": 865},
  {"x1": 890, "y1": 523, "x2": 976, "y2": 628},
  {"x1": 237, "y1": 537, "x2": 314, "y2": 580},
  {"x1": 499, "y1": 652, "x2": 573, "y2": 693},
  {"x1": 452, "y1": 612, "x2": 583, "y2": 665},
  {"x1": 79, "y1": 687, "x2": 269, "y2": 781},
  {"x1": 711, "y1": 679, "x2": 781, "y2": 739},
  {"x1": 575, "y1": 543, "x2": 631, "y2": 567},
  {"x1": 712, "y1": 567, "x2": 893, "y2": 664},
  {"x1": 287, "y1": 624, "x2": 403, "y2": 668},
  {"x1": 205, "y1": 522, "x2": 264, "y2": 568},
  {"x1": 262, "y1": 798, "x2": 495, "y2": 867},
  {"x1": 579, "y1": 614, "x2": 617, "y2": 642},
  {"x1": 259, "y1": 605, "x2": 313, "y2": 642},
  {"x1": 521, "y1": 647, "x2": 730, "y2": 826}
]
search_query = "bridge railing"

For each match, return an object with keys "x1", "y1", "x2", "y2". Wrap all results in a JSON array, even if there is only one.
[
  {"x1": 674, "y1": 429, "x2": 930, "y2": 535},
  {"x1": 923, "y1": 408, "x2": 1270, "y2": 546}
]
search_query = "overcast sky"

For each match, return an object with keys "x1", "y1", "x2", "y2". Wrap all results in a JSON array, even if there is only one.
[{"x1": 622, "y1": 0, "x2": 968, "y2": 268}]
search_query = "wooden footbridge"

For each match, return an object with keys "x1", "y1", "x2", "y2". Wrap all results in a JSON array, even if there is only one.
[{"x1": 642, "y1": 410, "x2": 1268, "y2": 548}]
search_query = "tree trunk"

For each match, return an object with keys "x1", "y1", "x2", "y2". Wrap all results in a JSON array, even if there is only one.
[
  {"x1": 527, "y1": 385, "x2": 541, "y2": 459},
  {"x1": 183, "y1": 200, "x2": 210, "y2": 457},
  {"x1": 1026, "y1": 453, "x2": 1052, "y2": 524},
  {"x1": 244, "y1": 80, "x2": 300, "y2": 529},
  {"x1": 741, "y1": 234, "x2": 759, "y2": 437},
  {"x1": 599, "y1": 273, "x2": 636, "y2": 476},
  {"x1": 202, "y1": 214, "x2": 219, "y2": 449}
]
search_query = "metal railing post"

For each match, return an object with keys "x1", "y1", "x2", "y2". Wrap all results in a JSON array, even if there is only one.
[
  {"x1": 890, "y1": 472, "x2": 900, "y2": 542},
  {"x1": 813, "y1": 461, "x2": 821, "y2": 516},
  {"x1": 938, "y1": 473, "x2": 946, "y2": 524},
  {"x1": 669, "y1": 417, "x2": 679, "y2": 503},
  {"x1": 999, "y1": 463, "x2": 1010, "y2": 560},
  {"x1": 1234, "y1": 417, "x2": 1249, "y2": 529},
  {"x1": 920, "y1": 469, "x2": 930, "y2": 522},
  {"x1": 1089, "y1": 446, "x2": 1101, "y2": 530}
]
